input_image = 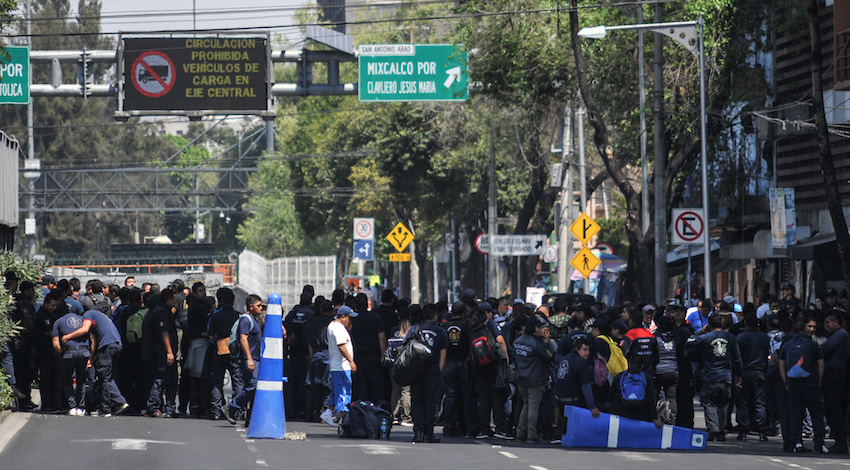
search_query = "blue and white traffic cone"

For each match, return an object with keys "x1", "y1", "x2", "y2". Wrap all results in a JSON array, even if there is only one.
[
  {"x1": 247, "y1": 293, "x2": 287, "y2": 439},
  {"x1": 561, "y1": 405, "x2": 707, "y2": 450}
]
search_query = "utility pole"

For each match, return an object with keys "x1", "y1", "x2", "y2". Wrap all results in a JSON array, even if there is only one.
[
  {"x1": 557, "y1": 105, "x2": 574, "y2": 293},
  {"x1": 653, "y1": 2, "x2": 667, "y2": 304},
  {"x1": 488, "y1": 122, "x2": 498, "y2": 297},
  {"x1": 26, "y1": 0, "x2": 36, "y2": 258},
  {"x1": 578, "y1": 107, "x2": 587, "y2": 213}
]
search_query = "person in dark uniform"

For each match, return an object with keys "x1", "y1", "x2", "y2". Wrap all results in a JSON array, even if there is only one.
[
  {"x1": 409, "y1": 303, "x2": 448, "y2": 443},
  {"x1": 223, "y1": 294, "x2": 264, "y2": 425},
  {"x1": 513, "y1": 315, "x2": 555, "y2": 444},
  {"x1": 350, "y1": 293, "x2": 388, "y2": 405},
  {"x1": 440, "y1": 301, "x2": 476, "y2": 438},
  {"x1": 183, "y1": 282, "x2": 211, "y2": 417},
  {"x1": 820, "y1": 311, "x2": 850, "y2": 454},
  {"x1": 374, "y1": 289, "x2": 399, "y2": 339},
  {"x1": 668, "y1": 302, "x2": 696, "y2": 428},
  {"x1": 778, "y1": 283, "x2": 801, "y2": 313},
  {"x1": 62, "y1": 309, "x2": 130, "y2": 416},
  {"x1": 207, "y1": 287, "x2": 242, "y2": 419},
  {"x1": 144, "y1": 289, "x2": 179, "y2": 417},
  {"x1": 780, "y1": 316, "x2": 827, "y2": 453},
  {"x1": 284, "y1": 290, "x2": 314, "y2": 420},
  {"x1": 734, "y1": 314, "x2": 770, "y2": 441},
  {"x1": 304, "y1": 299, "x2": 334, "y2": 422},
  {"x1": 35, "y1": 290, "x2": 66, "y2": 412},
  {"x1": 12, "y1": 281, "x2": 38, "y2": 410},
  {"x1": 553, "y1": 337, "x2": 600, "y2": 437},
  {"x1": 52, "y1": 304, "x2": 91, "y2": 415}
]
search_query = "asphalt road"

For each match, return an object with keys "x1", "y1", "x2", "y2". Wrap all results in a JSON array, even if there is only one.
[{"x1": 0, "y1": 410, "x2": 847, "y2": 470}]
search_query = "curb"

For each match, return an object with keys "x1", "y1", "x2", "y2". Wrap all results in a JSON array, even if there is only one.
[{"x1": 0, "y1": 409, "x2": 11, "y2": 427}]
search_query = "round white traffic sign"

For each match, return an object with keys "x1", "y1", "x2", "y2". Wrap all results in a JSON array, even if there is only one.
[
  {"x1": 543, "y1": 244, "x2": 558, "y2": 263},
  {"x1": 673, "y1": 210, "x2": 704, "y2": 244},
  {"x1": 475, "y1": 233, "x2": 489, "y2": 255},
  {"x1": 445, "y1": 232, "x2": 465, "y2": 251},
  {"x1": 353, "y1": 218, "x2": 374, "y2": 240}
]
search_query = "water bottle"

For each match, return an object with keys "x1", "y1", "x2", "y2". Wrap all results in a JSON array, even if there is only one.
[{"x1": 380, "y1": 416, "x2": 389, "y2": 440}]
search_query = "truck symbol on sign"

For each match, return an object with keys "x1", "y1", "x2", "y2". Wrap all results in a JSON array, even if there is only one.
[{"x1": 138, "y1": 66, "x2": 169, "y2": 83}]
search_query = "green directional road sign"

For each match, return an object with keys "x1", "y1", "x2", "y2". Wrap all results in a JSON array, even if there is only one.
[
  {"x1": 358, "y1": 44, "x2": 467, "y2": 102},
  {"x1": 0, "y1": 46, "x2": 30, "y2": 104}
]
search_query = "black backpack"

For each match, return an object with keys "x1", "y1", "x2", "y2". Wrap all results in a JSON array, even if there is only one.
[
  {"x1": 338, "y1": 401, "x2": 392, "y2": 439},
  {"x1": 391, "y1": 326, "x2": 433, "y2": 386},
  {"x1": 89, "y1": 294, "x2": 112, "y2": 316}
]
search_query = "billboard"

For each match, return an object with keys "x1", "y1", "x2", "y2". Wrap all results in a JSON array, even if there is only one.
[{"x1": 122, "y1": 37, "x2": 270, "y2": 112}]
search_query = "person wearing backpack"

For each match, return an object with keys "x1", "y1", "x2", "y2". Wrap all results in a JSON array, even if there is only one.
[
  {"x1": 81, "y1": 279, "x2": 112, "y2": 317},
  {"x1": 686, "y1": 313, "x2": 743, "y2": 442},
  {"x1": 513, "y1": 315, "x2": 555, "y2": 444},
  {"x1": 408, "y1": 303, "x2": 448, "y2": 443},
  {"x1": 222, "y1": 294, "x2": 264, "y2": 426},
  {"x1": 779, "y1": 316, "x2": 828, "y2": 454},
  {"x1": 609, "y1": 355, "x2": 661, "y2": 427},
  {"x1": 470, "y1": 304, "x2": 510, "y2": 439},
  {"x1": 653, "y1": 316, "x2": 681, "y2": 425}
]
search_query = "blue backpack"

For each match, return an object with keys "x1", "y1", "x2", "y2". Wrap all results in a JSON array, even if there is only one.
[
  {"x1": 620, "y1": 371, "x2": 647, "y2": 408},
  {"x1": 784, "y1": 336, "x2": 812, "y2": 379}
]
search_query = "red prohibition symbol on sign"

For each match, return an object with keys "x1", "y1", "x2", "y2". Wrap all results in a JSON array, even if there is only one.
[
  {"x1": 675, "y1": 211, "x2": 704, "y2": 242},
  {"x1": 131, "y1": 51, "x2": 176, "y2": 98}
]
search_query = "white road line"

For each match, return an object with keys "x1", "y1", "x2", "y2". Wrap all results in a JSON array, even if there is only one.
[
  {"x1": 499, "y1": 451, "x2": 518, "y2": 459},
  {"x1": 247, "y1": 445, "x2": 258, "y2": 452},
  {"x1": 617, "y1": 452, "x2": 656, "y2": 462},
  {"x1": 256, "y1": 459, "x2": 268, "y2": 467},
  {"x1": 361, "y1": 444, "x2": 399, "y2": 455},
  {"x1": 530, "y1": 466, "x2": 549, "y2": 470}
]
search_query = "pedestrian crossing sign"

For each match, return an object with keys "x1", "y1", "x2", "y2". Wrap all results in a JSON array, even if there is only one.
[{"x1": 571, "y1": 246, "x2": 600, "y2": 278}]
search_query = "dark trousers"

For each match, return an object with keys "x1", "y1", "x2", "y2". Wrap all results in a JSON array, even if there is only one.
[
  {"x1": 95, "y1": 343, "x2": 126, "y2": 413},
  {"x1": 538, "y1": 386, "x2": 555, "y2": 440},
  {"x1": 735, "y1": 370, "x2": 767, "y2": 433},
  {"x1": 700, "y1": 380, "x2": 731, "y2": 434},
  {"x1": 13, "y1": 340, "x2": 35, "y2": 403},
  {"x1": 822, "y1": 370, "x2": 848, "y2": 449},
  {"x1": 36, "y1": 351, "x2": 62, "y2": 411},
  {"x1": 656, "y1": 371, "x2": 679, "y2": 422},
  {"x1": 210, "y1": 354, "x2": 242, "y2": 416},
  {"x1": 352, "y1": 355, "x2": 388, "y2": 406},
  {"x1": 229, "y1": 360, "x2": 259, "y2": 417},
  {"x1": 60, "y1": 351, "x2": 89, "y2": 410},
  {"x1": 117, "y1": 345, "x2": 147, "y2": 412},
  {"x1": 285, "y1": 353, "x2": 308, "y2": 418},
  {"x1": 764, "y1": 370, "x2": 782, "y2": 432},
  {"x1": 411, "y1": 367, "x2": 442, "y2": 434},
  {"x1": 676, "y1": 373, "x2": 695, "y2": 428},
  {"x1": 146, "y1": 355, "x2": 178, "y2": 414},
  {"x1": 772, "y1": 378, "x2": 791, "y2": 446},
  {"x1": 442, "y1": 360, "x2": 477, "y2": 435},
  {"x1": 788, "y1": 382, "x2": 826, "y2": 448},
  {"x1": 472, "y1": 365, "x2": 507, "y2": 435}
]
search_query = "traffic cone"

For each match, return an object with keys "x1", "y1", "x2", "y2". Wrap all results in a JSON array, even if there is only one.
[
  {"x1": 561, "y1": 405, "x2": 707, "y2": 450},
  {"x1": 247, "y1": 293, "x2": 287, "y2": 439}
]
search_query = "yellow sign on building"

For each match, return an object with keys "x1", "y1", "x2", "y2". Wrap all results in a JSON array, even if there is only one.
[
  {"x1": 386, "y1": 222, "x2": 414, "y2": 252},
  {"x1": 570, "y1": 246, "x2": 600, "y2": 278}
]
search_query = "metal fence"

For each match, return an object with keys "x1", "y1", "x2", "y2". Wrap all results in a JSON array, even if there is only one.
[{"x1": 237, "y1": 250, "x2": 336, "y2": 309}]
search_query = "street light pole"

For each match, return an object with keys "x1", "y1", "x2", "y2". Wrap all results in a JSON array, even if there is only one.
[{"x1": 578, "y1": 16, "x2": 711, "y2": 302}]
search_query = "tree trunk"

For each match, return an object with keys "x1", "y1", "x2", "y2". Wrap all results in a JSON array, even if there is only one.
[{"x1": 808, "y1": 0, "x2": 850, "y2": 291}]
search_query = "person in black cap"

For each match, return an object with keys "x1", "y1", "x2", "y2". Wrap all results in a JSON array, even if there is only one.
[
  {"x1": 41, "y1": 274, "x2": 56, "y2": 298},
  {"x1": 409, "y1": 304, "x2": 448, "y2": 443},
  {"x1": 778, "y1": 283, "x2": 801, "y2": 313},
  {"x1": 826, "y1": 289, "x2": 840, "y2": 310}
]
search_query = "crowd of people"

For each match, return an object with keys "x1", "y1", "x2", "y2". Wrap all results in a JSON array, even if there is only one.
[{"x1": 2, "y1": 270, "x2": 848, "y2": 455}]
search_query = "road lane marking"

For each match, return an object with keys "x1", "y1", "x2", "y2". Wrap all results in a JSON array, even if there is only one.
[
  {"x1": 530, "y1": 466, "x2": 549, "y2": 470},
  {"x1": 361, "y1": 444, "x2": 399, "y2": 455},
  {"x1": 499, "y1": 451, "x2": 518, "y2": 459},
  {"x1": 256, "y1": 459, "x2": 268, "y2": 467}
]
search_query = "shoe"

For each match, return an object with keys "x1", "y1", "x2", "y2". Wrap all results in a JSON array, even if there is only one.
[
  {"x1": 829, "y1": 444, "x2": 849, "y2": 454},
  {"x1": 793, "y1": 443, "x2": 811, "y2": 453},
  {"x1": 412, "y1": 430, "x2": 424, "y2": 443},
  {"x1": 400, "y1": 421, "x2": 414, "y2": 427},
  {"x1": 717, "y1": 433, "x2": 727, "y2": 442},
  {"x1": 151, "y1": 410, "x2": 164, "y2": 418},
  {"x1": 442, "y1": 428, "x2": 457, "y2": 438},
  {"x1": 475, "y1": 433, "x2": 490, "y2": 439},
  {"x1": 529, "y1": 438, "x2": 543, "y2": 445},
  {"x1": 758, "y1": 433, "x2": 768, "y2": 442},
  {"x1": 67, "y1": 409, "x2": 76, "y2": 416},
  {"x1": 221, "y1": 405, "x2": 236, "y2": 425},
  {"x1": 114, "y1": 403, "x2": 130, "y2": 416},
  {"x1": 816, "y1": 445, "x2": 831, "y2": 454},
  {"x1": 424, "y1": 433, "x2": 441, "y2": 443},
  {"x1": 550, "y1": 438, "x2": 562, "y2": 445},
  {"x1": 736, "y1": 433, "x2": 747, "y2": 441},
  {"x1": 707, "y1": 433, "x2": 716, "y2": 442},
  {"x1": 494, "y1": 432, "x2": 513, "y2": 440},
  {"x1": 320, "y1": 408, "x2": 335, "y2": 427}
]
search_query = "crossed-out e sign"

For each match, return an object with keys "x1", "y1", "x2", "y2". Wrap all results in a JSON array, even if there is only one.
[{"x1": 671, "y1": 209, "x2": 705, "y2": 245}]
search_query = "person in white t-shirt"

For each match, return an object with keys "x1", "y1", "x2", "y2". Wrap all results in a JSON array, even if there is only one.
[{"x1": 320, "y1": 306, "x2": 358, "y2": 426}]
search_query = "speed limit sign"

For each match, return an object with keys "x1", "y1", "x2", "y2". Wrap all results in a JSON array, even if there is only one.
[{"x1": 353, "y1": 218, "x2": 375, "y2": 240}]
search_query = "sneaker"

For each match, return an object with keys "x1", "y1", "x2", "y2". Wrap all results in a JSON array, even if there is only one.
[
  {"x1": 221, "y1": 405, "x2": 236, "y2": 425},
  {"x1": 151, "y1": 410, "x2": 164, "y2": 418},
  {"x1": 793, "y1": 443, "x2": 811, "y2": 453},
  {"x1": 114, "y1": 403, "x2": 130, "y2": 416},
  {"x1": 494, "y1": 432, "x2": 513, "y2": 440},
  {"x1": 717, "y1": 433, "x2": 727, "y2": 442},
  {"x1": 758, "y1": 433, "x2": 768, "y2": 442},
  {"x1": 550, "y1": 438, "x2": 562, "y2": 445},
  {"x1": 707, "y1": 432, "x2": 716, "y2": 442},
  {"x1": 475, "y1": 433, "x2": 490, "y2": 439},
  {"x1": 816, "y1": 445, "x2": 831, "y2": 454},
  {"x1": 67, "y1": 409, "x2": 76, "y2": 416},
  {"x1": 736, "y1": 433, "x2": 747, "y2": 441},
  {"x1": 320, "y1": 408, "x2": 336, "y2": 427}
]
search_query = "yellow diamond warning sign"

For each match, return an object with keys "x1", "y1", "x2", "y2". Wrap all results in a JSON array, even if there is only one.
[
  {"x1": 569, "y1": 213, "x2": 600, "y2": 245},
  {"x1": 571, "y1": 246, "x2": 600, "y2": 279},
  {"x1": 386, "y1": 222, "x2": 414, "y2": 252}
]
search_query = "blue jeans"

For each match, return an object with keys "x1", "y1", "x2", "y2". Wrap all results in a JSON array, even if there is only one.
[
  {"x1": 210, "y1": 354, "x2": 243, "y2": 416},
  {"x1": 229, "y1": 360, "x2": 259, "y2": 415},
  {"x1": 96, "y1": 343, "x2": 126, "y2": 413},
  {"x1": 60, "y1": 350, "x2": 89, "y2": 410},
  {"x1": 331, "y1": 370, "x2": 352, "y2": 412},
  {"x1": 146, "y1": 356, "x2": 178, "y2": 414}
]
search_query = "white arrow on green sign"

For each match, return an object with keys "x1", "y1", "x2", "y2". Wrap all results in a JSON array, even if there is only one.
[
  {"x1": 358, "y1": 44, "x2": 467, "y2": 102},
  {"x1": 0, "y1": 46, "x2": 30, "y2": 105}
]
